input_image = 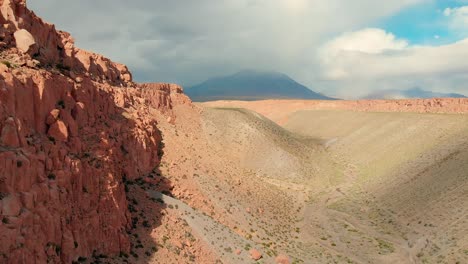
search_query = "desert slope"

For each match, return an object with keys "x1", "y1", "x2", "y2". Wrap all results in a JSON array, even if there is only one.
[{"x1": 198, "y1": 100, "x2": 468, "y2": 263}]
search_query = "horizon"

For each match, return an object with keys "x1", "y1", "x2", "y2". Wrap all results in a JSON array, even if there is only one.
[
  {"x1": 30, "y1": 0, "x2": 468, "y2": 99},
  {"x1": 1, "y1": 1, "x2": 468, "y2": 263}
]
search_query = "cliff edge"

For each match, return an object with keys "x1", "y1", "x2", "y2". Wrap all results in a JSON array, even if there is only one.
[{"x1": 0, "y1": 0, "x2": 191, "y2": 263}]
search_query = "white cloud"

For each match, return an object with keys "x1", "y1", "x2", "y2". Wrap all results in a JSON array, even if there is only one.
[
  {"x1": 444, "y1": 6, "x2": 468, "y2": 35},
  {"x1": 28, "y1": 0, "x2": 425, "y2": 86},
  {"x1": 444, "y1": 7, "x2": 452, "y2": 16},
  {"x1": 319, "y1": 28, "x2": 468, "y2": 98},
  {"x1": 28, "y1": 0, "x2": 468, "y2": 99},
  {"x1": 320, "y1": 28, "x2": 409, "y2": 79}
]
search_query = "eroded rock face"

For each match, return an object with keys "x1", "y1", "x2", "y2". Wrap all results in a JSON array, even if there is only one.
[
  {"x1": 0, "y1": 0, "x2": 192, "y2": 263},
  {"x1": 0, "y1": 66, "x2": 163, "y2": 264},
  {"x1": 0, "y1": 0, "x2": 132, "y2": 87}
]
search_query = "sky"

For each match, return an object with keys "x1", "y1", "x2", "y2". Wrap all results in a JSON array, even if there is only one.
[{"x1": 29, "y1": 0, "x2": 468, "y2": 98}]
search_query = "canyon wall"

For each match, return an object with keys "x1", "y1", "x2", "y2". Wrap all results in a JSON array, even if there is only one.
[{"x1": 0, "y1": 0, "x2": 191, "y2": 263}]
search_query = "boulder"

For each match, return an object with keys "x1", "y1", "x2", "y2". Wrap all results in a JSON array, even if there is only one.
[
  {"x1": 45, "y1": 109, "x2": 60, "y2": 125},
  {"x1": 275, "y1": 254, "x2": 291, "y2": 264},
  {"x1": 13, "y1": 29, "x2": 37, "y2": 54},
  {"x1": 2, "y1": 195, "x2": 21, "y2": 216},
  {"x1": 249, "y1": 249, "x2": 262, "y2": 260},
  {"x1": 47, "y1": 120, "x2": 68, "y2": 142}
]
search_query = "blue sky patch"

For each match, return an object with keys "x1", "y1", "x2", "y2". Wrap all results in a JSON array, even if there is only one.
[{"x1": 378, "y1": 0, "x2": 467, "y2": 45}]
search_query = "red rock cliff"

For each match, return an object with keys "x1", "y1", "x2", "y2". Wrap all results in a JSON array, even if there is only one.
[{"x1": 0, "y1": 0, "x2": 191, "y2": 263}]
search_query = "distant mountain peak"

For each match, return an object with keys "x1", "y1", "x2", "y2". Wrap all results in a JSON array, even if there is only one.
[
  {"x1": 186, "y1": 70, "x2": 335, "y2": 102},
  {"x1": 233, "y1": 69, "x2": 288, "y2": 77},
  {"x1": 363, "y1": 87, "x2": 467, "y2": 99}
]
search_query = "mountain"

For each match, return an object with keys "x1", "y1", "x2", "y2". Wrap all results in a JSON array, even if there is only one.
[
  {"x1": 186, "y1": 70, "x2": 335, "y2": 101},
  {"x1": 364, "y1": 87, "x2": 467, "y2": 99}
]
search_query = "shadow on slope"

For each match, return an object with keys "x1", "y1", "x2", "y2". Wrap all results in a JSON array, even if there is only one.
[{"x1": 202, "y1": 107, "x2": 336, "y2": 184}]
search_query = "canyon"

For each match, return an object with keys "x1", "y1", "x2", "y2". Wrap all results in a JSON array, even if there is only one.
[{"x1": 0, "y1": 1, "x2": 467, "y2": 264}]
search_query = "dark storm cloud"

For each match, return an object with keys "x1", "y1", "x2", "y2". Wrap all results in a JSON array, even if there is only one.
[{"x1": 28, "y1": 0, "x2": 468, "y2": 98}]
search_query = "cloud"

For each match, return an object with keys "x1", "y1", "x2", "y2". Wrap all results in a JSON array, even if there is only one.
[
  {"x1": 319, "y1": 28, "x2": 468, "y2": 98},
  {"x1": 444, "y1": 5, "x2": 468, "y2": 35},
  {"x1": 320, "y1": 28, "x2": 409, "y2": 79},
  {"x1": 30, "y1": 0, "x2": 468, "y2": 99},
  {"x1": 28, "y1": 0, "x2": 425, "y2": 86}
]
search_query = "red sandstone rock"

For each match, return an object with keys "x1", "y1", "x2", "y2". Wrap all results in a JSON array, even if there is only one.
[
  {"x1": 235, "y1": 249, "x2": 242, "y2": 255},
  {"x1": 45, "y1": 109, "x2": 60, "y2": 125},
  {"x1": 47, "y1": 120, "x2": 68, "y2": 142},
  {"x1": 0, "y1": 1, "x2": 190, "y2": 263},
  {"x1": 1, "y1": 117, "x2": 19, "y2": 147},
  {"x1": 275, "y1": 254, "x2": 291, "y2": 264},
  {"x1": 249, "y1": 249, "x2": 262, "y2": 260}
]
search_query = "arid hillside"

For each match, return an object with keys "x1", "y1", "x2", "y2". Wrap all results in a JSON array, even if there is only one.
[
  {"x1": 200, "y1": 100, "x2": 468, "y2": 264},
  {"x1": 1, "y1": 1, "x2": 467, "y2": 264}
]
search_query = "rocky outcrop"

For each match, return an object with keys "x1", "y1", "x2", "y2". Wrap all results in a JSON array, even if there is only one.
[
  {"x1": 0, "y1": 0, "x2": 191, "y2": 263},
  {"x1": 138, "y1": 83, "x2": 192, "y2": 121},
  {"x1": 0, "y1": 0, "x2": 132, "y2": 87}
]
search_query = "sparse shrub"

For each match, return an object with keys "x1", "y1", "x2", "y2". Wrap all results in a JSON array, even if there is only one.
[
  {"x1": 1, "y1": 61, "x2": 11, "y2": 68},
  {"x1": 130, "y1": 251, "x2": 138, "y2": 258},
  {"x1": 2, "y1": 218, "x2": 9, "y2": 224},
  {"x1": 128, "y1": 204, "x2": 137, "y2": 213}
]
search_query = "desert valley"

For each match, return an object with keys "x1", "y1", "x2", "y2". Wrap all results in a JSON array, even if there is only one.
[{"x1": 0, "y1": 1, "x2": 467, "y2": 264}]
